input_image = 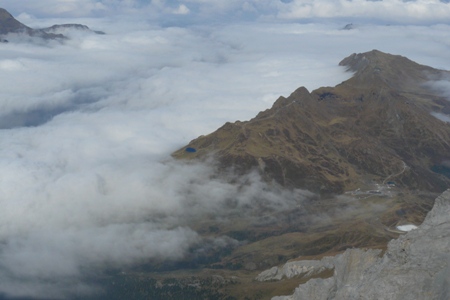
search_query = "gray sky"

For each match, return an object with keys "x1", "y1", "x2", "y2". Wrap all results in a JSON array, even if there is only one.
[
  {"x1": 0, "y1": 1, "x2": 450, "y2": 298},
  {"x1": 2, "y1": 0, "x2": 450, "y2": 23}
]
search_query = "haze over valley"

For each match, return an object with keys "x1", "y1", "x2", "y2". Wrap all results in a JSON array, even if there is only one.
[{"x1": 0, "y1": 1, "x2": 450, "y2": 299}]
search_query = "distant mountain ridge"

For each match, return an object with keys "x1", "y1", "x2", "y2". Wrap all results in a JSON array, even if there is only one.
[
  {"x1": 42, "y1": 23, "x2": 105, "y2": 35},
  {"x1": 173, "y1": 50, "x2": 450, "y2": 194},
  {"x1": 0, "y1": 7, "x2": 104, "y2": 42}
]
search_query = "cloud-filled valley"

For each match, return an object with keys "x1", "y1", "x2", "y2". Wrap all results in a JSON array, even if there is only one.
[{"x1": 0, "y1": 1, "x2": 450, "y2": 298}]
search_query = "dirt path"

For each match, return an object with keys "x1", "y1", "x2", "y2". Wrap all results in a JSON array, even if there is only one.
[{"x1": 383, "y1": 161, "x2": 408, "y2": 184}]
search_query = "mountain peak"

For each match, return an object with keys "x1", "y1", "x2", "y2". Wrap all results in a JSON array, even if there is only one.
[
  {"x1": 173, "y1": 51, "x2": 450, "y2": 194},
  {"x1": 0, "y1": 7, "x2": 104, "y2": 42},
  {"x1": 0, "y1": 7, "x2": 30, "y2": 35},
  {"x1": 339, "y1": 49, "x2": 407, "y2": 72},
  {"x1": 337, "y1": 50, "x2": 445, "y2": 92}
]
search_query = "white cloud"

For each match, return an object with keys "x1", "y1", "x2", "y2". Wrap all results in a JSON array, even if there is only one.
[
  {"x1": 0, "y1": 8, "x2": 449, "y2": 299},
  {"x1": 173, "y1": 4, "x2": 190, "y2": 15},
  {"x1": 426, "y1": 77, "x2": 450, "y2": 99},
  {"x1": 0, "y1": 59, "x2": 27, "y2": 71},
  {"x1": 432, "y1": 112, "x2": 450, "y2": 122},
  {"x1": 271, "y1": 0, "x2": 450, "y2": 23}
]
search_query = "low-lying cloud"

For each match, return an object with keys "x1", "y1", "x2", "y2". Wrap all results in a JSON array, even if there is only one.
[
  {"x1": 427, "y1": 76, "x2": 450, "y2": 100},
  {"x1": 432, "y1": 112, "x2": 450, "y2": 122},
  {"x1": 0, "y1": 7, "x2": 449, "y2": 299}
]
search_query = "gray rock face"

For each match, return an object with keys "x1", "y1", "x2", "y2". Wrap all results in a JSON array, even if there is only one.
[
  {"x1": 256, "y1": 259, "x2": 334, "y2": 282},
  {"x1": 269, "y1": 189, "x2": 450, "y2": 300}
]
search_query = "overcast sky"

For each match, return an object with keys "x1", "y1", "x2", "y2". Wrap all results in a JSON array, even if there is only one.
[
  {"x1": 1, "y1": 0, "x2": 450, "y2": 23},
  {"x1": 0, "y1": 1, "x2": 449, "y2": 299}
]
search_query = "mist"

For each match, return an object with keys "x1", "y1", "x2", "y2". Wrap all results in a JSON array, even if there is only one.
[{"x1": 0, "y1": 1, "x2": 449, "y2": 298}]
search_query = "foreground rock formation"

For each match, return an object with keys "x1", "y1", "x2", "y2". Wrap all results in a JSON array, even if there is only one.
[
  {"x1": 267, "y1": 189, "x2": 450, "y2": 300},
  {"x1": 173, "y1": 50, "x2": 450, "y2": 194}
]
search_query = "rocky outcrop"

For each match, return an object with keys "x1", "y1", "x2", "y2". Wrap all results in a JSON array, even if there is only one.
[
  {"x1": 256, "y1": 259, "x2": 335, "y2": 281},
  {"x1": 269, "y1": 189, "x2": 450, "y2": 300}
]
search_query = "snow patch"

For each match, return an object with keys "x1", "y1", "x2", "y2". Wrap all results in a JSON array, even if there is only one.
[{"x1": 396, "y1": 224, "x2": 418, "y2": 232}]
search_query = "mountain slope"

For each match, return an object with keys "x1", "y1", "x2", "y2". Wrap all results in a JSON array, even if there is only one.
[
  {"x1": 173, "y1": 50, "x2": 450, "y2": 194},
  {"x1": 0, "y1": 7, "x2": 65, "y2": 40},
  {"x1": 0, "y1": 7, "x2": 29, "y2": 34}
]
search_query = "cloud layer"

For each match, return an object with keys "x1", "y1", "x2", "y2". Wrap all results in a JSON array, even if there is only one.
[{"x1": 0, "y1": 5, "x2": 449, "y2": 299}]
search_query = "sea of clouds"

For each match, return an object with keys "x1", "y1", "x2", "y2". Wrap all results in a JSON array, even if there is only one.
[{"x1": 0, "y1": 0, "x2": 449, "y2": 298}]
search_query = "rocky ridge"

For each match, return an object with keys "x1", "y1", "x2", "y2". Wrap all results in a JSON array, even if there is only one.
[
  {"x1": 41, "y1": 23, "x2": 105, "y2": 35},
  {"x1": 173, "y1": 50, "x2": 450, "y2": 194},
  {"x1": 267, "y1": 189, "x2": 450, "y2": 300}
]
